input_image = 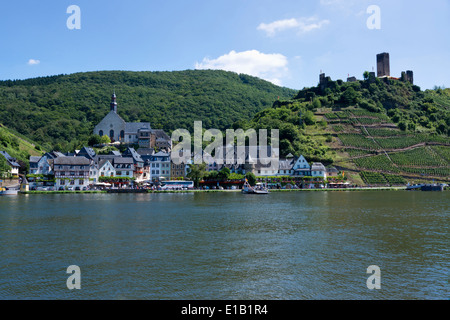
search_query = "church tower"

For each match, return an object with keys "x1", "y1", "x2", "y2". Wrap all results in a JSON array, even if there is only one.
[{"x1": 110, "y1": 92, "x2": 118, "y2": 113}]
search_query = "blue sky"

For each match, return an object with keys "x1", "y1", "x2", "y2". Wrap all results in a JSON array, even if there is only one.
[{"x1": 0, "y1": 0, "x2": 448, "y2": 90}]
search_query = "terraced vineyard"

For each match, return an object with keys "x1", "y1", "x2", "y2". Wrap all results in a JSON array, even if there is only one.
[
  {"x1": 431, "y1": 146, "x2": 450, "y2": 162},
  {"x1": 338, "y1": 134, "x2": 380, "y2": 150},
  {"x1": 365, "y1": 128, "x2": 407, "y2": 137},
  {"x1": 344, "y1": 148, "x2": 375, "y2": 157},
  {"x1": 328, "y1": 107, "x2": 450, "y2": 183},
  {"x1": 374, "y1": 136, "x2": 423, "y2": 150},
  {"x1": 353, "y1": 154, "x2": 399, "y2": 173},
  {"x1": 359, "y1": 171, "x2": 406, "y2": 185},
  {"x1": 388, "y1": 147, "x2": 448, "y2": 167}
]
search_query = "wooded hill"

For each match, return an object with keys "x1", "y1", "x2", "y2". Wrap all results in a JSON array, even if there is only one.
[
  {"x1": 0, "y1": 70, "x2": 297, "y2": 152},
  {"x1": 238, "y1": 75, "x2": 449, "y2": 184}
]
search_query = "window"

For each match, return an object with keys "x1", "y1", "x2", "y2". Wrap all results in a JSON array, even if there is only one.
[
  {"x1": 99, "y1": 130, "x2": 103, "y2": 137},
  {"x1": 117, "y1": 171, "x2": 122, "y2": 175},
  {"x1": 79, "y1": 179, "x2": 84, "y2": 185}
]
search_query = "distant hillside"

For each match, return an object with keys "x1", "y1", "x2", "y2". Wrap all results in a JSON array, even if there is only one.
[
  {"x1": 0, "y1": 70, "x2": 297, "y2": 152},
  {"x1": 239, "y1": 75, "x2": 449, "y2": 185},
  {"x1": 0, "y1": 124, "x2": 43, "y2": 172}
]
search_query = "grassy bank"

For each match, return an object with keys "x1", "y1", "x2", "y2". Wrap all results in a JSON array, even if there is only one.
[{"x1": 22, "y1": 190, "x2": 107, "y2": 194}]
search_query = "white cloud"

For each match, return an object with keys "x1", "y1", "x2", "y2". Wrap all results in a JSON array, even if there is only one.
[
  {"x1": 257, "y1": 17, "x2": 330, "y2": 37},
  {"x1": 27, "y1": 59, "x2": 40, "y2": 65},
  {"x1": 195, "y1": 50, "x2": 289, "y2": 86},
  {"x1": 257, "y1": 18, "x2": 300, "y2": 37}
]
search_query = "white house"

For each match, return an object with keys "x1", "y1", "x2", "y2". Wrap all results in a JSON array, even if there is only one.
[
  {"x1": 310, "y1": 163, "x2": 327, "y2": 179},
  {"x1": 292, "y1": 155, "x2": 311, "y2": 176},
  {"x1": 0, "y1": 151, "x2": 20, "y2": 177},
  {"x1": 98, "y1": 160, "x2": 116, "y2": 179},
  {"x1": 53, "y1": 156, "x2": 90, "y2": 190},
  {"x1": 149, "y1": 151, "x2": 171, "y2": 181}
]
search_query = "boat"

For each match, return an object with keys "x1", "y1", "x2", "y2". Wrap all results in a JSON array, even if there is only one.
[
  {"x1": 420, "y1": 184, "x2": 445, "y2": 191},
  {"x1": 406, "y1": 183, "x2": 446, "y2": 191},
  {"x1": 0, "y1": 187, "x2": 19, "y2": 195},
  {"x1": 242, "y1": 181, "x2": 269, "y2": 194}
]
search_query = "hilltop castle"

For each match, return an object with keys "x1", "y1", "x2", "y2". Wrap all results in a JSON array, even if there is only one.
[
  {"x1": 320, "y1": 52, "x2": 414, "y2": 87},
  {"x1": 376, "y1": 52, "x2": 413, "y2": 84}
]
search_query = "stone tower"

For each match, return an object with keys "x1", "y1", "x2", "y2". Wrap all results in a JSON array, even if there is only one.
[{"x1": 376, "y1": 52, "x2": 390, "y2": 77}]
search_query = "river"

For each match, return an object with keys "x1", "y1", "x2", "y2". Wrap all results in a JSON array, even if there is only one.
[{"x1": 0, "y1": 191, "x2": 448, "y2": 299}]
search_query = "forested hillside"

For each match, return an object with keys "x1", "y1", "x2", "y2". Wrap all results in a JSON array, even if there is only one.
[
  {"x1": 238, "y1": 75, "x2": 449, "y2": 183},
  {"x1": 0, "y1": 70, "x2": 297, "y2": 152}
]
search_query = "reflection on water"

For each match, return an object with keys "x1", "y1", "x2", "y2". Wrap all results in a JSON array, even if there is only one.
[{"x1": 0, "y1": 191, "x2": 448, "y2": 299}]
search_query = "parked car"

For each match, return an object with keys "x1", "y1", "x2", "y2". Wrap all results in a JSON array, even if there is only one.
[
  {"x1": 75, "y1": 187, "x2": 81, "y2": 191},
  {"x1": 59, "y1": 187, "x2": 65, "y2": 191}
]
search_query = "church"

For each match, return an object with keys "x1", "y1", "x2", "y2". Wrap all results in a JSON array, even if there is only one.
[{"x1": 93, "y1": 93, "x2": 171, "y2": 150}]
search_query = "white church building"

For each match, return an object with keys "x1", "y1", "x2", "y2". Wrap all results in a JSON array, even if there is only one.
[{"x1": 93, "y1": 93, "x2": 170, "y2": 150}]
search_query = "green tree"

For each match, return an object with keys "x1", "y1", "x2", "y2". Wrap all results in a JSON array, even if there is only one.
[
  {"x1": 341, "y1": 87, "x2": 359, "y2": 105},
  {"x1": 205, "y1": 170, "x2": 218, "y2": 180},
  {"x1": 100, "y1": 135, "x2": 111, "y2": 144},
  {"x1": 88, "y1": 134, "x2": 102, "y2": 146},
  {"x1": 186, "y1": 163, "x2": 207, "y2": 188},
  {"x1": 363, "y1": 71, "x2": 370, "y2": 80},
  {"x1": 0, "y1": 155, "x2": 10, "y2": 178},
  {"x1": 218, "y1": 167, "x2": 231, "y2": 180},
  {"x1": 245, "y1": 172, "x2": 256, "y2": 186}
]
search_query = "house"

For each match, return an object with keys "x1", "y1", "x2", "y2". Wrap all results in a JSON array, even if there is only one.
[
  {"x1": 122, "y1": 147, "x2": 146, "y2": 182},
  {"x1": 311, "y1": 163, "x2": 327, "y2": 179},
  {"x1": 112, "y1": 157, "x2": 134, "y2": 180},
  {"x1": 77, "y1": 146, "x2": 96, "y2": 161},
  {"x1": 0, "y1": 151, "x2": 20, "y2": 177},
  {"x1": 53, "y1": 156, "x2": 91, "y2": 190},
  {"x1": 29, "y1": 151, "x2": 67, "y2": 176},
  {"x1": 149, "y1": 151, "x2": 171, "y2": 181},
  {"x1": 171, "y1": 160, "x2": 187, "y2": 179},
  {"x1": 136, "y1": 148, "x2": 155, "y2": 163},
  {"x1": 93, "y1": 93, "x2": 171, "y2": 149},
  {"x1": 326, "y1": 166, "x2": 339, "y2": 178},
  {"x1": 29, "y1": 156, "x2": 52, "y2": 175},
  {"x1": 98, "y1": 160, "x2": 116, "y2": 179},
  {"x1": 291, "y1": 155, "x2": 311, "y2": 176}
]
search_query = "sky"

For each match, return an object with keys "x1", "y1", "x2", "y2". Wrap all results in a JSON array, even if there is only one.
[{"x1": 0, "y1": 0, "x2": 448, "y2": 90}]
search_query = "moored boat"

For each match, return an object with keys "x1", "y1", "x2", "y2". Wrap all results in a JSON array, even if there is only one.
[
  {"x1": 242, "y1": 181, "x2": 269, "y2": 194},
  {"x1": 0, "y1": 187, "x2": 19, "y2": 195}
]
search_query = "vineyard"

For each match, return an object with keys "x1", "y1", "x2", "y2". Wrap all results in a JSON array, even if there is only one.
[
  {"x1": 353, "y1": 154, "x2": 399, "y2": 173},
  {"x1": 327, "y1": 107, "x2": 450, "y2": 183},
  {"x1": 338, "y1": 133, "x2": 380, "y2": 150},
  {"x1": 388, "y1": 147, "x2": 448, "y2": 167},
  {"x1": 359, "y1": 171, "x2": 406, "y2": 185},
  {"x1": 365, "y1": 128, "x2": 407, "y2": 137}
]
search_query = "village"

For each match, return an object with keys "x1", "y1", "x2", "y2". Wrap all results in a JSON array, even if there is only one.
[{"x1": 0, "y1": 93, "x2": 345, "y2": 192}]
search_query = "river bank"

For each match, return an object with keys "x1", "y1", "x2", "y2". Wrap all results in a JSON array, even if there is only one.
[{"x1": 18, "y1": 186, "x2": 418, "y2": 194}]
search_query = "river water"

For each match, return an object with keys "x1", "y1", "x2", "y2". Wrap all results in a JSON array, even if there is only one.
[{"x1": 0, "y1": 191, "x2": 448, "y2": 299}]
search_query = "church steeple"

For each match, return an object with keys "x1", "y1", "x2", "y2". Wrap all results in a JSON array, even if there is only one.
[{"x1": 110, "y1": 92, "x2": 117, "y2": 112}]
